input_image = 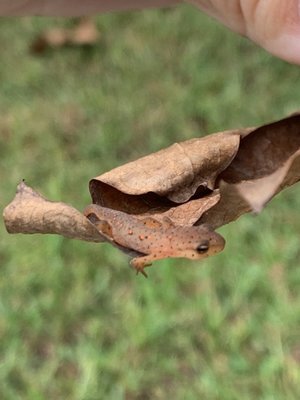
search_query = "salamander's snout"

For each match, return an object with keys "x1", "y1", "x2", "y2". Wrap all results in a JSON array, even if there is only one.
[
  {"x1": 193, "y1": 231, "x2": 225, "y2": 259},
  {"x1": 207, "y1": 232, "x2": 226, "y2": 255}
]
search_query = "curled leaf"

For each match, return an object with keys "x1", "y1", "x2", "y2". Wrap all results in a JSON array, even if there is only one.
[
  {"x1": 3, "y1": 181, "x2": 104, "y2": 242},
  {"x1": 3, "y1": 113, "x2": 300, "y2": 270},
  {"x1": 90, "y1": 131, "x2": 242, "y2": 206},
  {"x1": 200, "y1": 113, "x2": 300, "y2": 227},
  {"x1": 146, "y1": 192, "x2": 220, "y2": 226}
]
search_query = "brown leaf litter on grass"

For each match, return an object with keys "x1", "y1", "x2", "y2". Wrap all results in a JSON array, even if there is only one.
[
  {"x1": 3, "y1": 113, "x2": 300, "y2": 273},
  {"x1": 30, "y1": 17, "x2": 100, "y2": 54}
]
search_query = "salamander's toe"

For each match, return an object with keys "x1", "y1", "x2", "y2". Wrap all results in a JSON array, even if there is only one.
[{"x1": 136, "y1": 268, "x2": 148, "y2": 278}]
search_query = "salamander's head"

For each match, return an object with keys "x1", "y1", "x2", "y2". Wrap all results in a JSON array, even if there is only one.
[{"x1": 179, "y1": 225, "x2": 225, "y2": 260}]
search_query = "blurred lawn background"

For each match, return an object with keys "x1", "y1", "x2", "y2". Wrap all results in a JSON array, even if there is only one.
[{"x1": 1, "y1": 4, "x2": 300, "y2": 399}]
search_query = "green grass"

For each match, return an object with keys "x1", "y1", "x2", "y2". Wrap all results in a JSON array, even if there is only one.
[{"x1": 1, "y1": 5, "x2": 300, "y2": 399}]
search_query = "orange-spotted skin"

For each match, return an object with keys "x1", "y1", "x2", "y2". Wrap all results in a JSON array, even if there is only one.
[{"x1": 84, "y1": 204, "x2": 225, "y2": 277}]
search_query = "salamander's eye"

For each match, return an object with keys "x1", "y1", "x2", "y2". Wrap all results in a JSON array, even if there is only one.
[{"x1": 196, "y1": 240, "x2": 209, "y2": 254}]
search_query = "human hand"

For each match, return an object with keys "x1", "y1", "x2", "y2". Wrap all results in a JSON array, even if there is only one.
[{"x1": 188, "y1": 0, "x2": 300, "y2": 64}]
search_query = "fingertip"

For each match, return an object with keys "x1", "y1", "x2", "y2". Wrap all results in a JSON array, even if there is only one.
[{"x1": 263, "y1": 33, "x2": 300, "y2": 65}]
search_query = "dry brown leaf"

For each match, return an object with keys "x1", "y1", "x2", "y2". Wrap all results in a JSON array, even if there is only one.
[
  {"x1": 71, "y1": 17, "x2": 99, "y2": 45},
  {"x1": 3, "y1": 113, "x2": 300, "y2": 269},
  {"x1": 145, "y1": 192, "x2": 220, "y2": 226},
  {"x1": 3, "y1": 181, "x2": 143, "y2": 258},
  {"x1": 200, "y1": 113, "x2": 300, "y2": 227},
  {"x1": 90, "y1": 130, "x2": 243, "y2": 207},
  {"x1": 31, "y1": 17, "x2": 99, "y2": 53},
  {"x1": 221, "y1": 113, "x2": 300, "y2": 183},
  {"x1": 3, "y1": 181, "x2": 104, "y2": 242}
]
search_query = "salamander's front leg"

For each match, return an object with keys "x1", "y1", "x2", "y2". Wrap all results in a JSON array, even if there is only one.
[{"x1": 130, "y1": 256, "x2": 153, "y2": 278}]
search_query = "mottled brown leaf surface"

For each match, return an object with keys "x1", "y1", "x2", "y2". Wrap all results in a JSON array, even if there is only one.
[
  {"x1": 3, "y1": 181, "x2": 104, "y2": 242},
  {"x1": 90, "y1": 131, "x2": 241, "y2": 205},
  {"x1": 200, "y1": 113, "x2": 300, "y2": 227},
  {"x1": 3, "y1": 113, "x2": 300, "y2": 266}
]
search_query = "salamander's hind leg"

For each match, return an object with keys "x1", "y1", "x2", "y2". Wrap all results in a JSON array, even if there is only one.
[{"x1": 130, "y1": 256, "x2": 153, "y2": 278}]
